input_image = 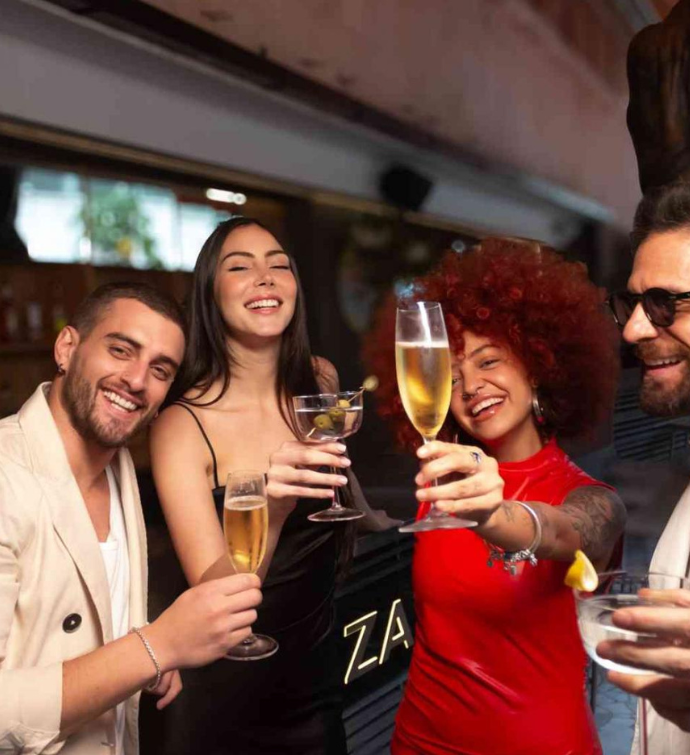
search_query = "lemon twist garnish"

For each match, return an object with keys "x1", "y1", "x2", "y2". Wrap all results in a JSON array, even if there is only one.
[{"x1": 564, "y1": 549, "x2": 599, "y2": 591}]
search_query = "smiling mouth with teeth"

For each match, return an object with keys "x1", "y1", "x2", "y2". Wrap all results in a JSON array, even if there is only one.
[
  {"x1": 471, "y1": 397, "x2": 504, "y2": 417},
  {"x1": 246, "y1": 299, "x2": 280, "y2": 310},
  {"x1": 103, "y1": 389, "x2": 139, "y2": 413},
  {"x1": 644, "y1": 358, "x2": 683, "y2": 370}
]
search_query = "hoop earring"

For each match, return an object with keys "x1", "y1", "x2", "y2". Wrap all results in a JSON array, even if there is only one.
[{"x1": 532, "y1": 391, "x2": 545, "y2": 425}]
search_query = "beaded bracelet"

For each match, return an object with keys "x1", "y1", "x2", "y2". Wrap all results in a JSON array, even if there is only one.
[
  {"x1": 130, "y1": 626, "x2": 162, "y2": 691},
  {"x1": 487, "y1": 501, "x2": 543, "y2": 576}
]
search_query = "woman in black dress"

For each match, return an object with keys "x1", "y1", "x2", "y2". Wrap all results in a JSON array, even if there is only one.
[{"x1": 148, "y1": 217, "x2": 351, "y2": 754}]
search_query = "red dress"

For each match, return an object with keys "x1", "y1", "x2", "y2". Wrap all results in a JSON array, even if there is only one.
[{"x1": 392, "y1": 440, "x2": 605, "y2": 755}]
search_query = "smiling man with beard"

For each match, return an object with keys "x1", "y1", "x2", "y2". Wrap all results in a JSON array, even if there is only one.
[
  {"x1": 0, "y1": 283, "x2": 262, "y2": 755},
  {"x1": 595, "y1": 182, "x2": 690, "y2": 751}
]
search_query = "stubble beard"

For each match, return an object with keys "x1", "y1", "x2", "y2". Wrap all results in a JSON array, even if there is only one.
[
  {"x1": 62, "y1": 359, "x2": 154, "y2": 449},
  {"x1": 639, "y1": 361, "x2": 690, "y2": 418}
]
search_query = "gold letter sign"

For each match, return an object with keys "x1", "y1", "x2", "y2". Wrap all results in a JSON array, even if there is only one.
[{"x1": 343, "y1": 599, "x2": 414, "y2": 684}]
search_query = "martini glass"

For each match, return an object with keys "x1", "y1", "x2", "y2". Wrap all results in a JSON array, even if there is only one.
[
  {"x1": 292, "y1": 390, "x2": 365, "y2": 522},
  {"x1": 575, "y1": 570, "x2": 689, "y2": 754}
]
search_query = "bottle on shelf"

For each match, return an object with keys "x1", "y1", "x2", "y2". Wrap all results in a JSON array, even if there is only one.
[
  {"x1": 26, "y1": 301, "x2": 43, "y2": 343},
  {"x1": 0, "y1": 284, "x2": 20, "y2": 343},
  {"x1": 52, "y1": 285, "x2": 68, "y2": 335}
]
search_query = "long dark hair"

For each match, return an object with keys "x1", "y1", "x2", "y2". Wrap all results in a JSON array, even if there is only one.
[
  {"x1": 169, "y1": 216, "x2": 354, "y2": 578},
  {"x1": 167, "y1": 217, "x2": 320, "y2": 430}
]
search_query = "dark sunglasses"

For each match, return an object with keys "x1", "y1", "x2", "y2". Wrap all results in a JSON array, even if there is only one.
[{"x1": 607, "y1": 288, "x2": 690, "y2": 328}]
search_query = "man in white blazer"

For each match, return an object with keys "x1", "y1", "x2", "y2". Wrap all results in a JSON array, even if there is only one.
[
  {"x1": 0, "y1": 282, "x2": 262, "y2": 755},
  {"x1": 597, "y1": 182, "x2": 690, "y2": 750}
]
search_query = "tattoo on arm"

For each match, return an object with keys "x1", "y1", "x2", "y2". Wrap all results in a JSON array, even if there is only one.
[{"x1": 560, "y1": 487, "x2": 626, "y2": 563}]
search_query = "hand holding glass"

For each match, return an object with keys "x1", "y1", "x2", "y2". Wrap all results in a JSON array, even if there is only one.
[
  {"x1": 292, "y1": 391, "x2": 365, "y2": 522},
  {"x1": 575, "y1": 570, "x2": 689, "y2": 754},
  {"x1": 396, "y1": 302, "x2": 476, "y2": 532},
  {"x1": 223, "y1": 470, "x2": 278, "y2": 660}
]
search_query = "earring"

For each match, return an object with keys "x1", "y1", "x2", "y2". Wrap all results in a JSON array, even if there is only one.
[
  {"x1": 532, "y1": 391, "x2": 545, "y2": 425},
  {"x1": 56, "y1": 363, "x2": 65, "y2": 376}
]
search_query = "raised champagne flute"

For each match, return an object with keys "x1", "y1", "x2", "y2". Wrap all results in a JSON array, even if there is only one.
[
  {"x1": 575, "y1": 569, "x2": 689, "y2": 755},
  {"x1": 396, "y1": 301, "x2": 477, "y2": 533},
  {"x1": 292, "y1": 391, "x2": 365, "y2": 522},
  {"x1": 223, "y1": 470, "x2": 278, "y2": 660}
]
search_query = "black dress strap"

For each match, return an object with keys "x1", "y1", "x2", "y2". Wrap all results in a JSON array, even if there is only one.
[{"x1": 173, "y1": 403, "x2": 220, "y2": 489}]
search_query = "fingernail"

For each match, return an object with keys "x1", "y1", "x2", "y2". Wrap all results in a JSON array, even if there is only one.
[
  {"x1": 418, "y1": 447, "x2": 429, "y2": 458},
  {"x1": 337, "y1": 476, "x2": 348, "y2": 484},
  {"x1": 336, "y1": 444, "x2": 347, "y2": 452},
  {"x1": 416, "y1": 489, "x2": 427, "y2": 501},
  {"x1": 597, "y1": 641, "x2": 612, "y2": 657},
  {"x1": 414, "y1": 474, "x2": 422, "y2": 485},
  {"x1": 341, "y1": 457, "x2": 352, "y2": 467},
  {"x1": 612, "y1": 611, "x2": 633, "y2": 628}
]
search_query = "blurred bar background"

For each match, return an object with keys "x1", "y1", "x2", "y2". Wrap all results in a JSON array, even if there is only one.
[{"x1": 0, "y1": 2, "x2": 685, "y2": 752}]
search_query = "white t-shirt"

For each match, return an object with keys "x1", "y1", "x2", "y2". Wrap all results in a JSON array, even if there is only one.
[{"x1": 100, "y1": 466, "x2": 130, "y2": 755}]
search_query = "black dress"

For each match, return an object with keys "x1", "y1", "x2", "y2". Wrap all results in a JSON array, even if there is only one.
[{"x1": 141, "y1": 405, "x2": 348, "y2": 755}]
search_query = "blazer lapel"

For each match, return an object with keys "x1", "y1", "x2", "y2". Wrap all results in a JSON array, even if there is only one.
[{"x1": 19, "y1": 384, "x2": 113, "y2": 643}]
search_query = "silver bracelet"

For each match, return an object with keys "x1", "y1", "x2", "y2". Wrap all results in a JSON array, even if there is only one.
[
  {"x1": 130, "y1": 626, "x2": 162, "y2": 691},
  {"x1": 487, "y1": 501, "x2": 543, "y2": 576}
]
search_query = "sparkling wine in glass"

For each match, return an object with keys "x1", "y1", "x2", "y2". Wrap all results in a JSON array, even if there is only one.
[
  {"x1": 292, "y1": 390, "x2": 365, "y2": 522},
  {"x1": 574, "y1": 570, "x2": 688, "y2": 755},
  {"x1": 223, "y1": 470, "x2": 278, "y2": 660},
  {"x1": 396, "y1": 302, "x2": 476, "y2": 533}
]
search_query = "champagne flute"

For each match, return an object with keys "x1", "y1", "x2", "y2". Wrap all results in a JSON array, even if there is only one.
[
  {"x1": 396, "y1": 301, "x2": 477, "y2": 533},
  {"x1": 292, "y1": 391, "x2": 365, "y2": 522},
  {"x1": 574, "y1": 569, "x2": 689, "y2": 755},
  {"x1": 223, "y1": 470, "x2": 278, "y2": 660}
]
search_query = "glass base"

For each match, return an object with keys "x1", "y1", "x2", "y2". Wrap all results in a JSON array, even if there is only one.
[
  {"x1": 399, "y1": 515, "x2": 477, "y2": 533},
  {"x1": 308, "y1": 506, "x2": 366, "y2": 522},
  {"x1": 224, "y1": 633, "x2": 279, "y2": 661}
]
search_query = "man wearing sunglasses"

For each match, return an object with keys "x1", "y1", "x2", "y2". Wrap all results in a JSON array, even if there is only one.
[{"x1": 597, "y1": 182, "x2": 690, "y2": 747}]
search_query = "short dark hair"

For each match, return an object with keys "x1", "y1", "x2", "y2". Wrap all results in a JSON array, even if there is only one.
[
  {"x1": 631, "y1": 181, "x2": 690, "y2": 253},
  {"x1": 72, "y1": 282, "x2": 185, "y2": 338}
]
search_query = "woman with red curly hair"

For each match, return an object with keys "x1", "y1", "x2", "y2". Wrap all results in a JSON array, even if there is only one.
[{"x1": 365, "y1": 237, "x2": 625, "y2": 755}]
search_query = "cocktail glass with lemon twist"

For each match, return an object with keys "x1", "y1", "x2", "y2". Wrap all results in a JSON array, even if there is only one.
[
  {"x1": 395, "y1": 302, "x2": 477, "y2": 533},
  {"x1": 568, "y1": 554, "x2": 689, "y2": 755},
  {"x1": 293, "y1": 391, "x2": 365, "y2": 522}
]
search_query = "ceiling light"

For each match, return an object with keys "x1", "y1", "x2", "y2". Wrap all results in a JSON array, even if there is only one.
[{"x1": 206, "y1": 188, "x2": 247, "y2": 205}]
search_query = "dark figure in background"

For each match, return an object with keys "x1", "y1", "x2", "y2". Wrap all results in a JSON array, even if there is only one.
[
  {"x1": 146, "y1": 217, "x2": 353, "y2": 755},
  {"x1": 627, "y1": 0, "x2": 690, "y2": 193},
  {"x1": 0, "y1": 166, "x2": 29, "y2": 262}
]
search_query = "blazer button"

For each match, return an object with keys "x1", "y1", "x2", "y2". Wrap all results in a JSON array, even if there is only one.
[{"x1": 63, "y1": 613, "x2": 82, "y2": 633}]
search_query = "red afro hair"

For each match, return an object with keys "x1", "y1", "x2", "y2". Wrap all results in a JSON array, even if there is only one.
[{"x1": 363, "y1": 237, "x2": 620, "y2": 450}]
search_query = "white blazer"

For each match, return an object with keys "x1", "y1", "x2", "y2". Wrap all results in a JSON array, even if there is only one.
[{"x1": 0, "y1": 384, "x2": 148, "y2": 754}]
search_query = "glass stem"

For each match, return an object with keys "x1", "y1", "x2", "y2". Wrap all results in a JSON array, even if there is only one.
[
  {"x1": 422, "y1": 435, "x2": 445, "y2": 519},
  {"x1": 331, "y1": 465, "x2": 344, "y2": 510},
  {"x1": 331, "y1": 446, "x2": 349, "y2": 510},
  {"x1": 242, "y1": 566, "x2": 260, "y2": 645}
]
